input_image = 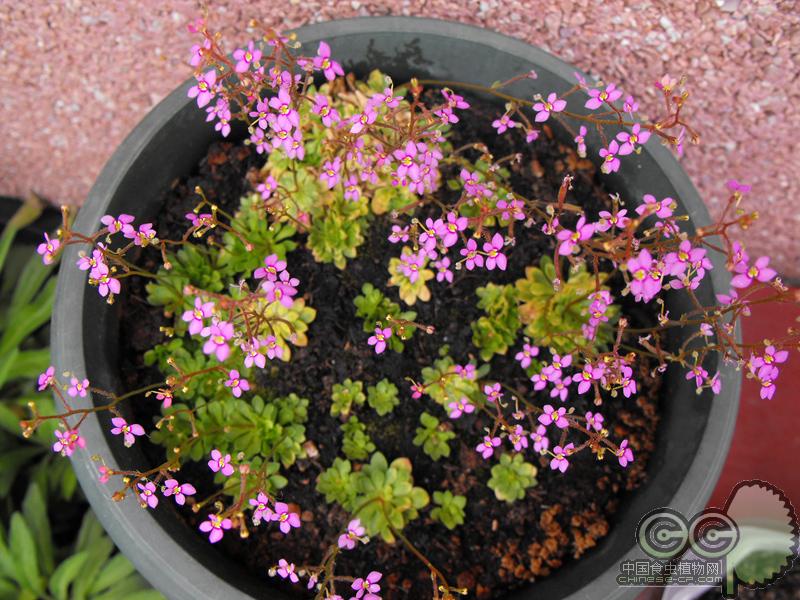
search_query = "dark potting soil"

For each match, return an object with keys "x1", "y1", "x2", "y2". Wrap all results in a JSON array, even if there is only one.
[{"x1": 118, "y1": 95, "x2": 660, "y2": 599}]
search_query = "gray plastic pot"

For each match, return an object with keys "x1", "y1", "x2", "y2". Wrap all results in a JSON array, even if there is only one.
[{"x1": 52, "y1": 16, "x2": 740, "y2": 600}]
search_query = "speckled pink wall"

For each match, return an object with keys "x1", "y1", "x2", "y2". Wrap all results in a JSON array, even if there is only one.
[{"x1": 1, "y1": 1, "x2": 798, "y2": 277}]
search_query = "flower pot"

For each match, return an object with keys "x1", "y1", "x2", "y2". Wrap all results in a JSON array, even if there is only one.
[{"x1": 52, "y1": 16, "x2": 740, "y2": 600}]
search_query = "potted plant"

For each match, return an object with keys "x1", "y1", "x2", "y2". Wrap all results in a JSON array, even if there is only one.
[{"x1": 32, "y1": 15, "x2": 796, "y2": 600}]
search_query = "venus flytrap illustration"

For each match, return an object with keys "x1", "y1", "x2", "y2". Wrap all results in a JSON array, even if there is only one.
[{"x1": 29, "y1": 15, "x2": 800, "y2": 600}]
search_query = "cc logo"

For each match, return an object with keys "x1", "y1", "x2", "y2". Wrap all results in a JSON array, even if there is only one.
[{"x1": 636, "y1": 507, "x2": 739, "y2": 559}]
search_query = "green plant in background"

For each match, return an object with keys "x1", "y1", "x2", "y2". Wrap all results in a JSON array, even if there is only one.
[
  {"x1": 316, "y1": 457, "x2": 356, "y2": 507},
  {"x1": 341, "y1": 416, "x2": 375, "y2": 461},
  {"x1": 387, "y1": 247, "x2": 434, "y2": 306},
  {"x1": 0, "y1": 198, "x2": 75, "y2": 499},
  {"x1": 419, "y1": 351, "x2": 489, "y2": 409},
  {"x1": 366, "y1": 379, "x2": 400, "y2": 416},
  {"x1": 0, "y1": 198, "x2": 159, "y2": 598},
  {"x1": 330, "y1": 378, "x2": 365, "y2": 417},
  {"x1": 353, "y1": 284, "x2": 417, "y2": 352},
  {"x1": 412, "y1": 412, "x2": 455, "y2": 461},
  {"x1": 514, "y1": 256, "x2": 617, "y2": 354},
  {"x1": 430, "y1": 491, "x2": 467, "y2": 530},
  {"x1": 307, "y1": 194, "x2": 370, "y2": 269},
  {"x1": 487, "y1": 453, "x2": 538, "y2": 503},
  {"x1": 316, "y1": 452, "x2": 429, "y2": 543},
  {"x1": 0, "y1": 483, "x2": 160, "y2": 600},
  {"x1": 217, "y1": 193, "x2": 297, "y2": 276},
  {"x1": 152, "y1": 393, "x2": 308, "y2": 498},
  {"x1": 471, "y1": 283, "x2": 522, "y2": 361},
  {"x1": 145, "y1": 244, "x2": 224, "y2": 316}
]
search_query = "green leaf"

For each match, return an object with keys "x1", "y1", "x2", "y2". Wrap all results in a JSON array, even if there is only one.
[
  {"x1": 9, "y1": 513, "x2": 42, "y2": 595},
  {"x1": 0, "y1": 447, "x2": 42, "y2": 497},
  {"x1": 48, "y1": 551, "x2": 90, "y2": 600},
  {"x1": 21, "y1": 484, "x2": 53, "y2": 575},
  {"x1": 88, "y1": 553, "x2": 137, "y2": 595}
]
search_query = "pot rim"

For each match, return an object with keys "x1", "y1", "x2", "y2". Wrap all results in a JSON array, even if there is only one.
[{"x1": 52, "y1": 15, "x2": 740, "y2": 600}]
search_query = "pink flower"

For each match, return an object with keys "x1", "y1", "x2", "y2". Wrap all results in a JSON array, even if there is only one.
[
  {"x1": 320, "y1": 157, "x2": 342, "y2": 189},
  {"x1": 599, "y1": 140, "x2": 621, "y2": 173},
  {"x1": 484, "y1": 383, "x2": 503, "y2": 404},
  {"x1": 389, "y1": 225, "x2": 410, "y2": 244},
  {"x1": 38, "y1": 366, "x2": 55, "y2": 391},
  {"x1": 37, "y1": 233, "x2": 60, "y2": 265},
  {"x1": 368, "y1": 327, "x2": 392, "y2": 355},
  {"x1": 755, "y1": 364, "x2": 779, "y2": 400},
  {"x1": 262, "y1": 270, "x2": 299, "y2": 307},
  {"x1": 271, "y1": 502, "x2": 301, "y2": 534},
  {"x1": 550, "y1": 443, "x2": 574, "y2": 473},
  {"x1": 312, "y1": 94, "x2": 340, "y2": 127},
  {"x1": 349, "y1": 106, "x2": 377, "y2": 134},
  {"x1": 585, "y1": 411, "x2": 604, "y2": 432},
  {"x1": 399, "y1": 249, "x2": 427, "y2": 282},
  {"x1": 538, "y1": 405, "x2": 568, "y2": 429},
  {"x1": 727, "y1": 179, "x2": 751, "y2": 195},
  {"x1": 208, "y1": 449, "x2": 234, "y2": 476},
  {"x1": 268, "y1": 87, "x2": 300, "y2": 128},
  {"x1": 549, "y1": 377, "x2": 571, "y2": 402},
  {"x1": 338, "y1": 518, "x2": 365, "y2": 550},
  {"x1": 90, "y1": 263, "x2": 121, "y2": 299},
  {"x1": 225, "y1": 370, "x2": 250, "y2": 398},
  {"x1": 242, "y1": 339, "x2": 267, "y2": 369},
  {"x1": 257, "y1": 176, "x2": 278, "y2": 200},
  {"x1": 531, "y1": 425, "x2": 549, "y2": 453},
  {"x1": 233, "y1": 40, "x2": 262, "y2": 73},
  {"x1": 201, "y1": 321, "x2": 234, "y2": 361},
  {"x1": 254, "y1": 254, "x2": 287, "y2": 282},
  {"x1": 556, "y1": 216, "x2": 594, "y2": 256},
  {"x1": 98, "y1": 465, "x2": 111, "y2": 484},
  {"x1": 497, "y1": 197, "x2": 525, "y2": 222},
  {"x1": 100, "y1": 213, "x2": 134, "y2": 233},
  {"x1": 434, "y1": 257, "x2": 453, "y2": 283},
  {"x1": 626, "y1": 249, "x2": 663, "y2": 303},
  {"x1": 636, "y1": 194, "x2": 677, "y2": 220},
  {"x1": 264, "y1": 335, "x2": 283, "y2": 361},
  {"x1": 525, "y1": 129, "x2": 539, "y2": 143},
  {"x1": 68, "y1": 377, "x2": 90, "y2": 398},
  {"x1": 188, "y1": 70, "x2": 217, "y2": 108},
  {"x1": 313, "y1": 41, "x2": 344, "y2": 81},
  {"x1": 572, "y1": 364, "x2": 604, "y2": 395},
  {"x1": 447, "y1": 397, "x2": 475, "y2": 419},
  {"x1": 276, "y1": 558, "x2": 299, "y2": 583},
  {"x1": 617, "y1": 123, "x2": 651, "y2": 155},
  {"x1": 110, "y1": 417, "x2": 145, "y2": 447},
  {"x1": 393, "y1": 140, "x2": 420, "y2": 180},
  {"x1": 455, "y1": 363, "x2": 477, "y2": 380},
  {"x1": 52, "y1": 429, "x2": 85, "y2": 457},
  {"x1": 585, "y1": 83, "x2": 622, "y2": 110},
  {"x1": 137, "y1": 481, "x2": 159, "y2": 509},
  {"x1": 533, "y1": 92, "x2": 567, "y2": 122},
  {"x1": 199, "y1": 513, "x2": 232, "y2": 544},
  {"x1": 352, "y1": 571, "x2": 382, "y2": 599},
  {"x1": 188, "y1": 38, "x2": 210, "y2": 66},
  {"x1": 249, "y1": 492, "x2": 273, "y2": 525},
  {"x1": 509, "y1": 425, "x2": 528, "y2": 452},
  {"x1": 410, "y1": 382, "x2": 425, "y2": 399},
  {"x1": 617, "y1": 439, "x2": 634, "y2": 467},
  {"x1": 574, "y1": 125, "x2": 587, "y2": 157},
  {"x1": 731, "y1": 256, "x2": 777, "y2": 289},
  {"x1": 623, "y1": 95, "x2": 639, "y2": 116},
  {"x1": 596, "y1": 209, "x2": 629, "y2": 232},
  {"x1": 163, "y1": 479, "x2": 196, "y2": 505},
  {"x1": 515, "y1": 343, "x2": 539, "y2": 369},
  {"x1": 182, "y1": 297, "x2": 215, "y2": 335},
  {"x1": 492, "y1": 114, "x2": 517, "y2": 134},
  {"x1": 155, "y1": 388, "x2": 173, "y2": 408},
  {"x1": 476, "y1": 435, "x2": 502, "y2": 459},
  {"x1": 435, "y1": 212, "x2": 468, "y2": 248},
  {"x1": 483, "y1": 233, "x2": 507, "y2": 270}
]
